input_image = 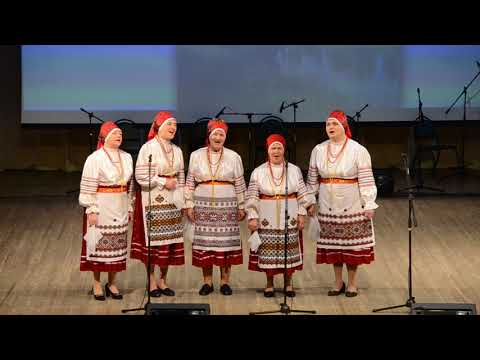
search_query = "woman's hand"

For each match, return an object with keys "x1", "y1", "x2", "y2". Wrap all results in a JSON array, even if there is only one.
[
  {"x1": 164, "y1": 178, "x2": 177, "y2": 190},
  {"x1": 237, "y1": 209, "x2": 246, "y2": 221},
  {"x1": 248, "y1": 219, "x2": 259, "y2": 232},
  {"x1": 87, "y1": 213, "x2": 98, "y2": 227},
  {"x1": 297, "y1": 215, "x2": 305, "y2": 231},
  {"x1": 364, "y1": 209, "x2": 375, "y2": 219},
  {"x1": 186, "y1": 208, "x2": 195, "y2": 223},
  {"x1": 307, "y1": 205, "x2": 316, "y2": 217}
]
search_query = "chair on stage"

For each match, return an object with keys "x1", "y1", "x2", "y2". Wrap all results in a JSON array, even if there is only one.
[{"x1": 408, "y1": 118, "x2": 460, "y2": 191}]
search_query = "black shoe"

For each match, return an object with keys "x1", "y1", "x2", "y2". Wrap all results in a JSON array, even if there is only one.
[
  {"x1": 345, "y1": 289, "x2": 358, "y2": 297},
  {"x1": 285, "y1": 289, "x2": 296, "y2": 298},
  {"x1": 199, "y1": 283, "x2": 214, "y2": 296},
  {"x1": 263, "y1": 289, "x2": 275, "y2": 298},
  {"x1": 220, "y1": 284, "x2": 233, "y2": 296},
  {"x1": 148, "y1": 288, "x2": 162, "y2": 297},
  {"x1": 90, "y1": 288, "x2": 105, "y2": 301},
  {"x1": 160, "y1": 287, "x2": 175, "y2": 296},
  {"x1": 327, "y1": 282, "x2": 346, "y2": 296},
  {"x1": 105, "y1": 284, "x2": 123, "y2": 300}
]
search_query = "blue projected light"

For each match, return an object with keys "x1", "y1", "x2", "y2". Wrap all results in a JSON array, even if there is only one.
[
  {"x1": 21, "y1": 45, "x2": 480, "y2": 124},
  {"x1": 22, "y1": 45, "x2": 176, "y2": 123}
]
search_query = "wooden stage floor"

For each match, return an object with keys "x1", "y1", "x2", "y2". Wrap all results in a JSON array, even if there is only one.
[{"x1": 0, "y1": 171, "x2": 479, "y2": 315}]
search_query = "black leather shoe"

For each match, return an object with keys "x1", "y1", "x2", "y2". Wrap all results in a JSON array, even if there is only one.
[
  {"x1": 148, "y1": 288, "x2": 162, "y2": 297},
  {"x1": 345, "y1": 289, "x2": 358, "y2": 297},
  {"x1": 220, "y1": 284, "x2": 233, "y2": 296},
  {"x1": 90, "y1": 288, "x2": 105, "y2": 301},
  {"x1": 263, "y1": 289, "x2": 275, "y2": 298},
  {"x1": 160, "y1": 287, "x2": 175, "y2": 296},
  {"x1": 105, "y1": 284, "x2": 123, "y2": 300},
  {"x1": 285, "y1": 289, "x2": 296, "y2": 298},
  {"x1": 327, "y1": 282, "x2": 346, "y2": 296},
  {"x1": 199, "y1": 284, "x2": 214, "y2": 296}
]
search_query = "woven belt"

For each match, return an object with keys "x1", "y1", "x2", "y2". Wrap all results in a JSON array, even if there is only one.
[
  {"x1": 319, "y1": 178, "x2": 358, "y2": 184},
  {"x1": 159, "y1": 175, "x2": 177, "y2": 179},
  {"x1": 259, "y1": 193, "x2": 297, "y2": 200},
  {"x1": 97, "y1": 185, "x2": 128, "y2": 193},
  {"x1": 198, "y1": 180, "x2": 233, "y2": 185}
]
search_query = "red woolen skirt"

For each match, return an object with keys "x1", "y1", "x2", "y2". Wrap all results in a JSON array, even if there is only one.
[{"x1": 316, "y1": 247, "x2": 374, "y2": 265}]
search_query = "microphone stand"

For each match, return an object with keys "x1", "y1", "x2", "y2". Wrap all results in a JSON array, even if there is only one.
[
  {"x1": 80, "y1": 108, "x2": 104, "y2": 154},
  {"x1": 444, "y1": 64, "x2": 480, "y2": 178},
  {"x1": 250, "y1": 150, "x2": 316, "y2": 315},
  {"x1": 347, "y1": 104, "x2": 368, "y2": 144},
  {"x1": 66, "y1": 109, "x2": 105, "y2": 195},
  {"x1": 373, "y1": 154, "x2": 417, "y2": 313},
  {"x1": 122, "y1": 154, "x2": 153, "y2": 314},
  {"x1": 279, "y1": 99, "x2": 305, "y2": 164},
  {"x1": 221, "y1": 110, "x2": 271, "y2": 174}
]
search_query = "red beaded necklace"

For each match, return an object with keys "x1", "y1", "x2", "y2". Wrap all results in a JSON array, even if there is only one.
[
  {"x1": 268, "y1": 160, "x2": 285, "y2": 187},
  {"x1": 327, "y1": 138, "x2": 348, "y2": 164}
]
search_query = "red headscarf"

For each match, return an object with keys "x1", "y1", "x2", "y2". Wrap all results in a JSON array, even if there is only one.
[
  {"x1": 97, "y1": 121, "x2": 121, "y2": 150},
  {"x1": 206, "y1": 118, "x2": 228, "y2": 146},
  {"x1": 327, "y1": 110, "x2": 352, "y2": 139},
  {"x1": 147, "y1": 111, "x2": 176, "y2": 141},
  {"x1": 266, "y1": 133, "x2": 286, "y2": 151}
]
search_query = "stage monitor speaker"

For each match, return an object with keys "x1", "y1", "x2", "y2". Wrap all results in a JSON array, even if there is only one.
[
  {"x1": 373, "y1": 168, "x2": 394, "y2": 197},
  {"x1": 145, "y1": 303, "x2": 210, "y2": 315},
  {"x1": 410, "y1": 303, "x2": 476, "y2": 315}
]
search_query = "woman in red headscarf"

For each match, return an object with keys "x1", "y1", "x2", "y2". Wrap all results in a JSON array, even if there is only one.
[
  {"x1": 184, "y1": 119, "x2": 247, "y2": 296},
  {"x1": 130, "y1": 111, "x2": 185, "y2": 297},
  {"x1": 79, "y1": 121, "x2": 134, "y2": 301},
  {"x1": 245, "y1": 134, "x2": 315, "y2": 297},
  {"x1": 306, "y1": 110, "x2": 378, "y2": 297}
]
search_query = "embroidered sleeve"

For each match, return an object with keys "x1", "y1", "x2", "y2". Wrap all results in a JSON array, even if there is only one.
[
  {"x1": 126, "y1": 154, "x2": 135, "y2": 213},
  {"x1": 357, "y1": 146, "x2": 378, "y2": 210},
  {"x1": 176, "y1": 147, "x2": 186, "y2": 188},
  {"x1": 128, "y1": 179, "x2": 136, "y2": 213},
  {"x1": 306, "y1": 147, "x2": 320, "y2": 197},
  {"x1": 245, "y1": 169, "x2": 260, "y2": 220},
  {"x1": 233, "y1": 154, "x2": 247, "y2": 210},
  {"x1": 296, "y1": 166, "x2": 315, "y2": 216},
  {"x1": 79, "y1": 155, "x2": 100, "y2": 214},
  {"x1": 135, "y1": 143, "x2": 162, "y2": 190},
  {"x1": 184, "y1": 152, "x2": 197, "y2": 209}
]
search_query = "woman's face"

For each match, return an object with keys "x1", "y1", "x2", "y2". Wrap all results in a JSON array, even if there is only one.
[
  {"x1": 158, "y1": 119, "x2": 177, "y2": 141},
  {"x1": 105, "y1": 129, "x2": 123, "y2": 149},
  {"x1": 209, "y1": 130, "x2": 226, "y2": 151},
  {"x1": 268, "y1": 143, "x2": 284, "y2": 164},
  {"x1": 326, "y1": 119, "x2": 345, "y2": 141}
]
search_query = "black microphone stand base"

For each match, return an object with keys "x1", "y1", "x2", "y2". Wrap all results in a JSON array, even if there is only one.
[
  {"x1": 249, "y1": 293, "x2": 316, "y2": 315},
  {"x1": 372, "y1": 297, "x2": 415, "y2": 313},
  {"x1": 122, "y1": 289, "x2": 151, "y2": 314},
  {"x1": 121, "y1": 301, "x2": 149, "y2": 315}
]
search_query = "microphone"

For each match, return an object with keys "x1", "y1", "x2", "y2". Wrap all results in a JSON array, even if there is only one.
[
  {"x1": 148, "y1": 154, "x2": 152, "y2": 163},
  {"x1": 279, "y1": 101, "x2": 285, "y2": 113},
  {"x1": 215, "y1": 106, "x2": 226, "y2": 118},
  {"x1": 80, "y1": 108, "x2": 93, "y2": 116},
  {"x1": 417, "y1": 88, "x2": 420, "y2": 95}
]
